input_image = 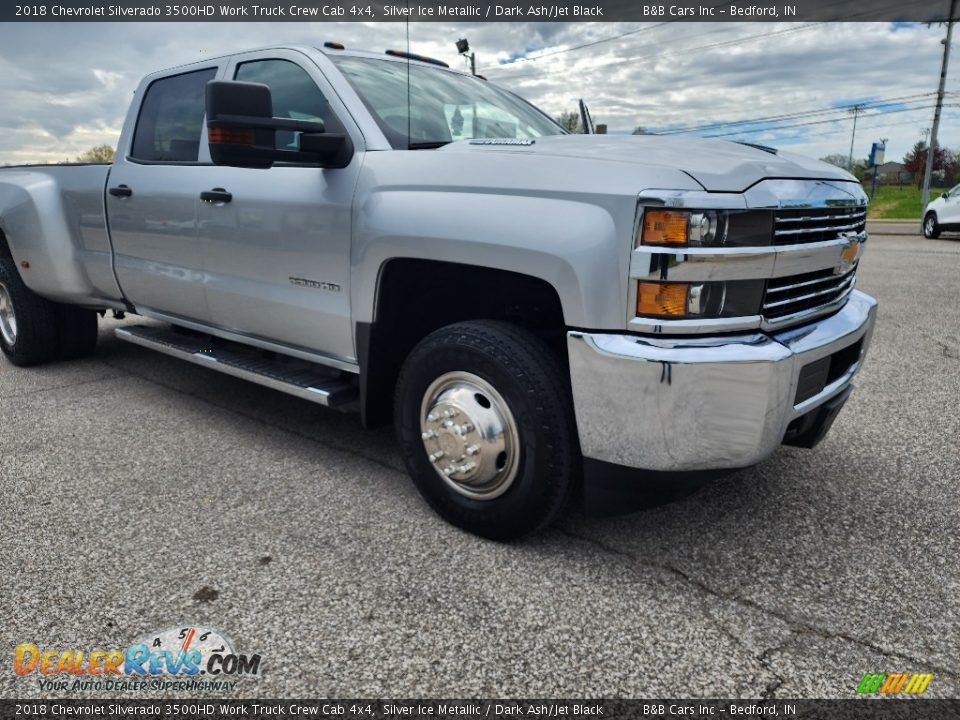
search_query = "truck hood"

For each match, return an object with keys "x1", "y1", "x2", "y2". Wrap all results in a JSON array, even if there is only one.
[{"x1": 444, "y1": 135, "x2": 857, "y2": 193}]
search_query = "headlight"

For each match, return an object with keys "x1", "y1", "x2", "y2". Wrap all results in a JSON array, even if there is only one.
[
  {"x1": 639, "y1": 209, "x2": 723, "y2": 247},
  {"x1": 636, "y1": 280, "x2": 765, "y2": 319},
  {"x1": 636, "y1": 208, "x2": 773, "y2": 248}
]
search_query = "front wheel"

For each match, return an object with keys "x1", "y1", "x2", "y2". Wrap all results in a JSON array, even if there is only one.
[
  {"x1": 923, "y1": 212, "x2": 941, "y2": 239},
  {"x1": 395, "y1": 320, "x2": 579, "y2": 540}
]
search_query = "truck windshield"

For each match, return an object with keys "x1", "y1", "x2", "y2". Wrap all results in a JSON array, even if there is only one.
[{"x1": 330, "y1": 56, "x2": 565, "y2": 149}]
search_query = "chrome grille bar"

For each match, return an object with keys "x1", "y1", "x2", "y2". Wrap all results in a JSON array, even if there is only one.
[
  {"x1": 763, "y1": 263, "x2": 858, "y2": 320},
  {"x1": 773, "y1": 205, "x2": 867, "y2": 245}
]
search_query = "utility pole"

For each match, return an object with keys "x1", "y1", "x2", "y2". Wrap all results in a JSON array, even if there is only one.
[
  {"x1": 847, "y1": 104, "x2": 866, "y2": 172},
  {"x1": 921, "y1": 0, "x2": 956, "y2": 216}
]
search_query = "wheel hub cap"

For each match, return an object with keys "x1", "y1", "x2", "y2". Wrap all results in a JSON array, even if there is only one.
[
  {"x1": 420, "y1": 371, "x2": 520, "y2": 500},
  {"x1": 0, "y1": 282, "x2": 17, "y2": 346}
]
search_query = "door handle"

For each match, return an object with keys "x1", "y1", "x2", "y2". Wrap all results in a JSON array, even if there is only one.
[
  {"x1": 109, "y1": 184, "x2": 132, "y2": 197},
  {"x1": 200, "y1": 188, "x2": 232, "y2": 203}
]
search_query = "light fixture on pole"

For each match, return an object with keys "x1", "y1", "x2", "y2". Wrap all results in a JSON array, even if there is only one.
[{"x1": 456, "y1": 38, "x2": 476, "y2": 76}]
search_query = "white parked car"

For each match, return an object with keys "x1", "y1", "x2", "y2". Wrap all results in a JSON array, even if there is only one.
[{"x1": 923, "y1": 185, "x2": 960, "y2": 238}]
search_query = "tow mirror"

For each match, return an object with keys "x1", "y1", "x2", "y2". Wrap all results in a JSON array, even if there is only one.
[{"x1": 205, "y1": 80, "x2": 353, "y2": 169}]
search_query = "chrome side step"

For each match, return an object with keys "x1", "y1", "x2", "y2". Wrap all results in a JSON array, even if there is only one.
[{"x1": 115, "y1": 325, "x2": 357, "y2": 408}]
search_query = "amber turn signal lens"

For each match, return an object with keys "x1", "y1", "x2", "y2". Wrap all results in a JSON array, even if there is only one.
[
  {"x1": 637, "y1": 282, "x2": 689, "y2": 317},
  {"x1": 642, "y1": 210, "x2": 689, "y2": 245},
  {"x1": 209, "y1": 127, "x2": 255, "y2": 144}
]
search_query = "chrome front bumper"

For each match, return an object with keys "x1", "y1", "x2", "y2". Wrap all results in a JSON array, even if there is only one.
[{"x1": 567, "y1": 290, "x2": 878, "y2": 473}]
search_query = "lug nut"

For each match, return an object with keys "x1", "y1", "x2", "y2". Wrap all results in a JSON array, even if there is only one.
[
  {"x1": 421, "y1": 430, "x2": 436, "y2": 440},
  {"x1": 465, "y1": 445, "x2": 480, "y2": 456},
  {"x1": 427, "y1": 412, "x2": 439, "y2": 422},
  {"x1": 429, "y1": 451, "x2": 445, "y2": 462}
]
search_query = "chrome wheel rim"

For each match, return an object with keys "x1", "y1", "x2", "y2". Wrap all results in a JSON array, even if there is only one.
[
  {"x1": 924, "y1": 216, "x2": 935, "y2": 236},
  {"x1": 419, "y1": 371, "x2": 521, "y2": 500},
  {"x1": 0, "y1": 282, "x2": 17, "y2": 346}
]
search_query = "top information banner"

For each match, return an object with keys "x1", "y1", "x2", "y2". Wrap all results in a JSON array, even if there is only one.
[{"x1": 2, "y1": 0, "x2": 955, "y2": 22}]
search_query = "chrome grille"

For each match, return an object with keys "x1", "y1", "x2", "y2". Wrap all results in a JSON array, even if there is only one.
[
  {"x1": 763, "y1": 264, "x2": 857, "y2": 322},
  {"x1": 774, "y1": 206, "x2": 866, "y2": 245}
]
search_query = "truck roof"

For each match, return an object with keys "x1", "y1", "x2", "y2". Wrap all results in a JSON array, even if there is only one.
[{"x1": 148, "y1": 44, "x2": 469, "y2": 80}]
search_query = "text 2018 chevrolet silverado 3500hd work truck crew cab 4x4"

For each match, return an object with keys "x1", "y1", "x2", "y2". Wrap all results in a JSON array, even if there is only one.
[{"x1": 0, "y1": 46, "x2": 876, "y2": 539}]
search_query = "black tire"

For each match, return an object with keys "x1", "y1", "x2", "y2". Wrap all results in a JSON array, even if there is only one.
[
  {"x1": 923, "y1": 212, "x2": 941, "y2": 239},
  {"x1": 55, "y1": 304, "x2": 98, "y2": 360},
  {"x1": 0, "y1": 257, "x2": 58, "y2": 367},
  {"x1": 395, "y1": 320, "x2": 579, "y2": 541}
]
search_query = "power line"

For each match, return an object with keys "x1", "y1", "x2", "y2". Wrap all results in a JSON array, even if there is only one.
[
  {"x1": 658, "y1": 93, "x2": 939, "y2": 135},
  {"x1": 481, "y1": 0, "x2": 760, "y2": 72},
  {"x1": 487, "y1": 22, "x2": 826, "y2": 81},
  {"x1": 703, "y1": 103, "x2": 951, "y2": 138},
  {"x1": 476, "y1": 23, "x2": 669, "y2": 72},
  {"x1": 784, "y1": 111, "x2": 960, "y2": 141},
  {"x1": 487, "y1": 0, "x2": 936, "y2": 83}
]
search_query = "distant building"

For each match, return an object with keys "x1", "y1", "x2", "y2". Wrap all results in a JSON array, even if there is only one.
[{"x1": 875, "y1": 161, "x2": 911, "y2": 183}]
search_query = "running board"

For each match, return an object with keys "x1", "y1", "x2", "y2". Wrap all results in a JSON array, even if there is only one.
[{"x1": 115, "y1": 325, "x2": 357, "y2": 408}]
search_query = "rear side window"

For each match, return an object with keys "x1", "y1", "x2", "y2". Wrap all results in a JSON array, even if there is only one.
[{"x1": 131, "y1": 68, "x2": 216, "y2": 162}]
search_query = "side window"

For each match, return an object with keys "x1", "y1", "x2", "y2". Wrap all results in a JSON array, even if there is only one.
[
  {"x1": 235, "y1": 59, "x2": 344, "y2": 149},
  {"x1": 131, "y1": 68, "x2": 216, "y2": 162}
]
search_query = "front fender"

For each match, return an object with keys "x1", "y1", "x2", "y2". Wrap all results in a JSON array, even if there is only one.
[{"x1": 352, "y1": 189, "x2": 630, "y2": 328}]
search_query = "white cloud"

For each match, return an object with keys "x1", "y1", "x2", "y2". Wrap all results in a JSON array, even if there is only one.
[{"x1": 0, "y1": 21, "x2": 951, "y2": 165}]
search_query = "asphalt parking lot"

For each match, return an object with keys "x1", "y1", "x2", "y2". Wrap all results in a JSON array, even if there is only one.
[{"x1": 2, "y1": 233, "x2": 958, "y2": 700}]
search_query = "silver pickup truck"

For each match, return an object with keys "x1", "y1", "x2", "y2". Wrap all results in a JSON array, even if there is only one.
[{"x1": 0, "y1": 45, "x2": 876, "y2": 539}]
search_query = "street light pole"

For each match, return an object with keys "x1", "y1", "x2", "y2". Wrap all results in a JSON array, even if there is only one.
[{"x1": 921, "y1": 0, "x2": 957, "y2": 216}]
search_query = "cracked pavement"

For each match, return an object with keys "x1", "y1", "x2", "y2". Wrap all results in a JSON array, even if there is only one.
[{"x1": 1, "y1": 233, "x2": 958, "y2": 699}]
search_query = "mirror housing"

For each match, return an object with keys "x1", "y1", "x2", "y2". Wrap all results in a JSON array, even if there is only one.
[{"x1": 205, "y1": 80, "x2": 353, "y2": 169}]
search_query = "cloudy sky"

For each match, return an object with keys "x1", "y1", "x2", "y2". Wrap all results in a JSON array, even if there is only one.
[{"x1": 0, "y1": 21, "x2": 954, "y2": 166}]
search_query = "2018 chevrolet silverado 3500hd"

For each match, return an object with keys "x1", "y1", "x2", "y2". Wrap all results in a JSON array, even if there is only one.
[{"x1": 0, "y1": 46, "x2": 877, "y2": 539}]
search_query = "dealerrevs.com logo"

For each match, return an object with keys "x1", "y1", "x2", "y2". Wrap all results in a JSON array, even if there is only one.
[
  {"x1": 14, "y1": 626, "x2": 262, "y2": 693},
  {"x1": 856, "y1": 672, "x2": 933, "y2": 695}
]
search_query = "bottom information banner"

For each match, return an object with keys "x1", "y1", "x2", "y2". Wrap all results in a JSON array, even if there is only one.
[{"x1": 2, "y1": 700, "x2": 959, "y2": 720}]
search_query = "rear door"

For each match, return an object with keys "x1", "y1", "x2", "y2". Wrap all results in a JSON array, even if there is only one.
[
  {"x1": 107, "y1": 65, "x2": 224, "y2": 322},
  {"x1": 196, "y1": 50, "x2": 362, "y2": 363}
]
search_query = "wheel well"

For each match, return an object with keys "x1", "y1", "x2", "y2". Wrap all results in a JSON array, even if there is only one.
[
  {"x1": 357, "y1": 259, "x2": 567, "y2": 427},
  {"x1": 0, "y1": 229, "x2": 11, "y2": 259}
]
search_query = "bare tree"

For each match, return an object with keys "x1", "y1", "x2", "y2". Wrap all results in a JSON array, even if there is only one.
[
  {"x1": 554, "y1": 111, "x2": 581, "y2": 133},
  {"x1": 73, "y1": 145, "x2": 115, "y2": 164}
]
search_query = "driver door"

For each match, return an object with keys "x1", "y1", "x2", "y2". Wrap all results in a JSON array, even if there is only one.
[{"x1": 196, "y1": 50, "x2": 362, "y2": 364}]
